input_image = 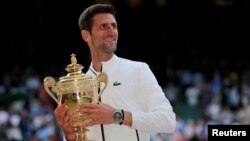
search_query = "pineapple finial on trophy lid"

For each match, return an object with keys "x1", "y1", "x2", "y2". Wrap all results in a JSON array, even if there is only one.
[
  {"x1": 71, "y1": 53, "x2": 77, "y2": 64},
  {"x1": 65, "y1": 53, "x2": 83, "y2": 74}
]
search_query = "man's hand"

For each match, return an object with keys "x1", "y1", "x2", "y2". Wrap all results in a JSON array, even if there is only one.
[
  {"x1": 54, "y1": 104, "x2": 76, "y2": 141},
  {"x1": 77, "y1": 102, "x2": 116, "y2": 127}
]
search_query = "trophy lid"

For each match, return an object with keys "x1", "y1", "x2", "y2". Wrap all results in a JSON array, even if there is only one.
[
  {"x1": 59, "y1": 53, "x2": 92, "y2": 82},
  {"x1": 44, "y1": 53, "x2": 107, "y2": 100}
]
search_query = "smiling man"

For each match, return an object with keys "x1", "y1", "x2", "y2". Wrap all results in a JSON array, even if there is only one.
[{"x1": 53, "y1": 4, "x2": 176, "y2": 141}]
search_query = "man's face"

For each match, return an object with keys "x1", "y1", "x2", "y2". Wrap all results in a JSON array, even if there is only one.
[{"x1": 88, "y1": 13, "x2": 118, "y2": 54}]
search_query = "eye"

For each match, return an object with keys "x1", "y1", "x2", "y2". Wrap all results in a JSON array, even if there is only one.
[
  {"x1": 99, "y1": 25, "x2": 105, "y2": 30},
  {"x1": 99, "y1": 23, "x2": 117, "y2": 30},
  {"x1": 111, "y1": 23, "x2": 117, "y2": 30}
]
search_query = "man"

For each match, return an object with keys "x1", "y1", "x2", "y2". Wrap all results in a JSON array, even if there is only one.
[{"x1": 54, "y1": 4, "x2": 176, "y2": 141}]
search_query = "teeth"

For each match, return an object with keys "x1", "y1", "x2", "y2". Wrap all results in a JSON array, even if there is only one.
[
  {"x1": 106, "y1": 39, "x2": 115, "y2": 42},
  {"x1": 106, "y1": 40, "x2": 112, "y2": 41},
  {"x1": 105, "y1": 38, "x2": 115, "y2": 41}
]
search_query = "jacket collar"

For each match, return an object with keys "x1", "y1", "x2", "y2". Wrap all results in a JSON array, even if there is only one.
[{"x1": 89, "y1": 55, "x2": 119, "y2": 75}]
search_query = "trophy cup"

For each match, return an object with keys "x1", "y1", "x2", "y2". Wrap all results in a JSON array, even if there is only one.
[{"x1": 43, "y1": 53, "x2": 108, "y2": 141}]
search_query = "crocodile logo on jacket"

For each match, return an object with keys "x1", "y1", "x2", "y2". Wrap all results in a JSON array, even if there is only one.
[{"x1": 113, "y1": 81, "x2": 121, "y2": 86}]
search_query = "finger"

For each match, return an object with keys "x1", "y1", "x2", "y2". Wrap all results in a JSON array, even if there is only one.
[
  {"x1": 63, "y1": 115, "x2": 75, "y2": 134},
  {"x1": 63, "y1": 114, "x2": 70, "y2": 123},
  {"x1": 54, "y1": 105, "x2": 67, "y2": 123},
  {"x1": 71, "y1": 113, "x2": 88, "y2": 124},
  {"x1": 84, "y1": 118, "x2": 97, "y2": 127},
  {"x1": 54, "y1": 104, "x2": 63, "y2": 117},
  {"x1": 79, "y1": 104, "x2": 101, "y2": 114}
]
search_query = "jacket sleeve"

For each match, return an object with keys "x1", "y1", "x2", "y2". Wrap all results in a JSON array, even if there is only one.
[{"x1": 130, "y1": 63, "x2": 176, "y2": 133}]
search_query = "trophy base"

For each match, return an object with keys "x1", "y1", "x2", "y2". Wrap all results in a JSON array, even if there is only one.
[
  {"x1": 76, "y1": 135, "x2": 95, "y2": 141},
  {"x1": 76, "y1": 138, "x2": 95, "y2": 141},
  {"x1": 76, "y1": 139, "x2": 94, "y2": 141},
  {"x1": 75, "y1": 127, "x2": 94, "y2": 141}
]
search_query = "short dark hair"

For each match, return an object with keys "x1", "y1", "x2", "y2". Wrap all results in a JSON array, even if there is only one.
[{"x1": 78, "y1": 4, "x2": 116, "y2": 31}]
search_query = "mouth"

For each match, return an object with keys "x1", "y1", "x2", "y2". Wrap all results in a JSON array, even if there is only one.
[
  {"x1": 104, "y1": 38, "x2": 117, "y2": 44},
  {"x1": 105, "y1": 38, "x2": 116, "y2": 42}
]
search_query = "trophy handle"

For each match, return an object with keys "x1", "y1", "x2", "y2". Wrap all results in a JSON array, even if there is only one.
[
  {"x1": 43, "y1": 76, "x2": 59, "y2": 104},
  {"x1": 96, "y1": 72, "x2": 108, "y2": 97}
]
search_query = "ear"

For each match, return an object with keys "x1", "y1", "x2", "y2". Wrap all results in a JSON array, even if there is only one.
[{"x1": 81, "y1": 30, "x2": 90, "y2": 42}]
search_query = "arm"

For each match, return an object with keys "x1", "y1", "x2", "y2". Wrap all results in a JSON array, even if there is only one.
[
  {"x1": 122, "y1": 110, "x2": 132, "y2": 126},
  {"x1": 131, "y1": 63, "x2": 176, "y2": 133}
]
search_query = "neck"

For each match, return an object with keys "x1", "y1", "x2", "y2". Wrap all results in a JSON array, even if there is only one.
[
  {"x1": 92, "y1": 62, "x2": 102, "y2": 72},
  {"x1": 91, "y1": 54, "x2": 113, "y2": 72}
]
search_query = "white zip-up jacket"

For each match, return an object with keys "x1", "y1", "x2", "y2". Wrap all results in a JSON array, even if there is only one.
[{"x1": 65, "y1": 55, "x2": 176, "y2": 141}]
